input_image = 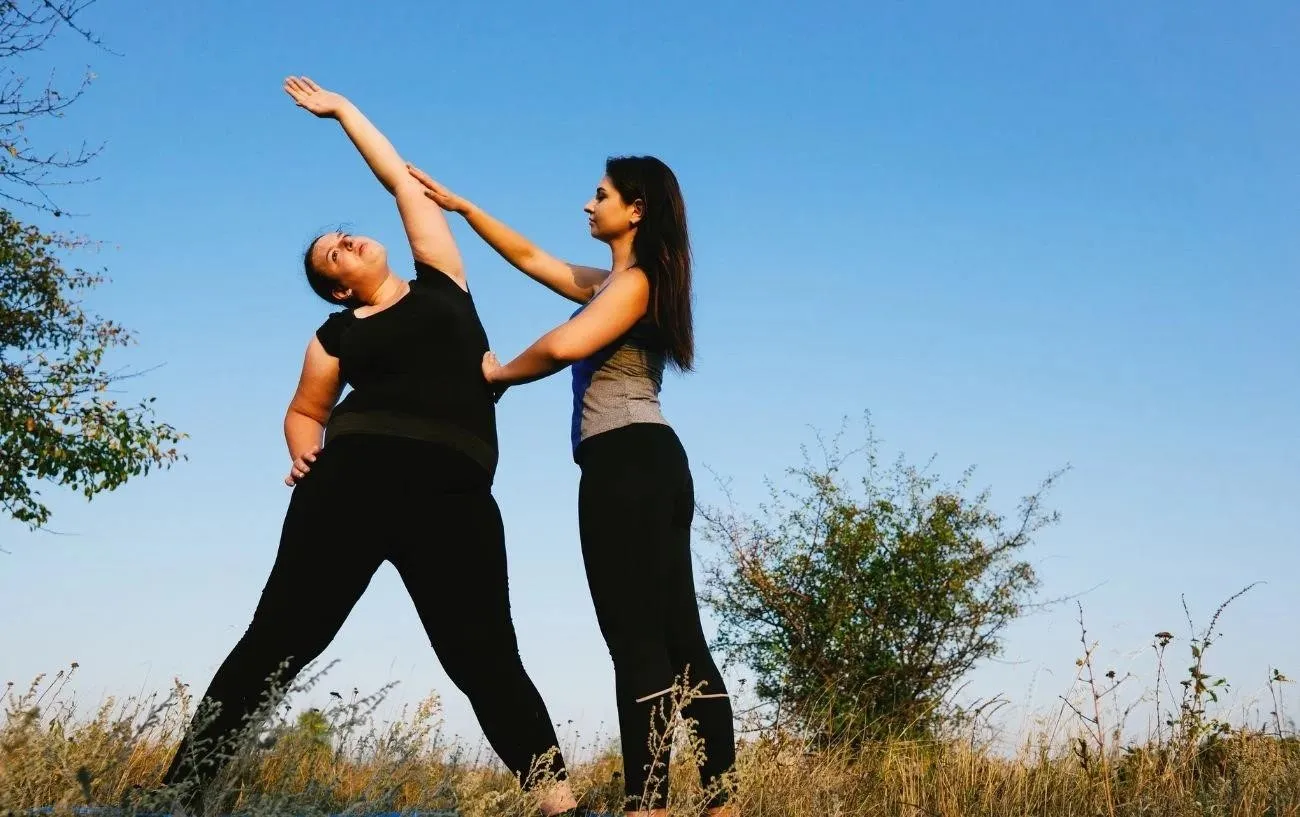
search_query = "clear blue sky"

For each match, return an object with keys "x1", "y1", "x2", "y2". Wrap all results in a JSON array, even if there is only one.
[{"x1": 3, "y1": 0, "x2": 1297, "y2": 752}]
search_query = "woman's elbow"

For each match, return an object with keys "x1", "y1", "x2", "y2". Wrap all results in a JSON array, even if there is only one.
[
  {"x1": 286, "y1": 402, "x2": 329, "y2": 426},
  {"x1": 547, "y1": 335, "x2": 590, "y2": 364}
]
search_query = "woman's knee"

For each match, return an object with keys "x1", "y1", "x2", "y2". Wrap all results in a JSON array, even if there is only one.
[
  {"x1": 605, "y1": 637, "x2": 676, "y2": 700},
  {"x1": 224, "y1": 615, "x2": 332, "y2": 687},
  {"x1": 668, "y1": 652, "x2": 728, "y2": 695},
  {"x1": 440, "y1": 642, "x2": 531, "y2": 698}
]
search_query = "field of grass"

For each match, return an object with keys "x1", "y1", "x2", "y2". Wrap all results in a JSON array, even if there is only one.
[{"x1": 4, "y1": 636, "x2": 1299, "y2": 817}]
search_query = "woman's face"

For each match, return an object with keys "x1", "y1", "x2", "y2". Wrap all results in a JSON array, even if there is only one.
[
  {"x1": 310, "y1": 231, "x2": 389, "y2": 302},
  {"x1": 584, "y1": 176, "x2": 642, "y2": 243}
]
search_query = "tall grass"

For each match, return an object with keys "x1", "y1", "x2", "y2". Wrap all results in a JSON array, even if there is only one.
[{"x1": 3, "y1": 595, "x2": 1297, "y2": 816}]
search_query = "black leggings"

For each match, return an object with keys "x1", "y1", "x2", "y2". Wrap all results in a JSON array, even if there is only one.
[
  {"x1": 577, "y1": 423, "x2": 736, "y2": 811},
  {"x1": 163, "y1": 435, "x2": 565, "y2": 801}
]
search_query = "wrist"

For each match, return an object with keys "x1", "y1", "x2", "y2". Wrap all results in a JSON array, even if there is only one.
[{"x1": 331, "y1": 99, "x2": 358, "y2": 120}]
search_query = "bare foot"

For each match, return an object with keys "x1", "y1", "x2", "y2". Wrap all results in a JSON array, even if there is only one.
[{"x1": 537, "y1": 780, "x2": 579, "y2": 816}]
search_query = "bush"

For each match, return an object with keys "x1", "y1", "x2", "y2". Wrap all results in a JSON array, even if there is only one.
[{"x1": 700, "y1": 419, "x2": 1062, "y2": 744}]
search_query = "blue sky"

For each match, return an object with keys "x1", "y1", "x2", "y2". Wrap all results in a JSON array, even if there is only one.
[{"x1": 3, "y1": 0, "x2": 1297, "y2": 753}]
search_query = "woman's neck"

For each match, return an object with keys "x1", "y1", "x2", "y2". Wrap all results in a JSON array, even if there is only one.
[
  {"x1": 608, "y1": 233, "x2": 637, "y2": 273},
  {"x1": 363, "y1": 272, "x2": 408, "y2": 306}
]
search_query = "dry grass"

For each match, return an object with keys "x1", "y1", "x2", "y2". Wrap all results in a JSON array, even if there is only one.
[
  {"x1": 4, "y1": 592, "x2": 1298, "y2": 816},
  {"x1": 3, "y1": 664, "x2": 1298, "y2": 817}
]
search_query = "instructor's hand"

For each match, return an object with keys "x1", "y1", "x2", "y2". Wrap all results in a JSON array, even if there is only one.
[
  {"x1": 406, "y1": 164, "x2": 471, "y2": 213},
  {"x1": 285, "y1": 446, "x2": 321, "y2": 487},
  {"x1": 283, "y1": 76, "x2": 347, "y2": 118},
  {"x1": 482, "y1": 351, "x2": 508, "y2": 404}
]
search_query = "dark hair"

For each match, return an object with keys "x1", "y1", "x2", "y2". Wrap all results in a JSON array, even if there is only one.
[
  {"x1": 303, "y1": 232, "x2": 364, "y2": 309},
  {"x1": 605, "y1": 155, "x2": 694, "y2": 371}
]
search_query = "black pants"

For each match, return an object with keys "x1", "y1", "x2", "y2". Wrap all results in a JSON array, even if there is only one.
[
  {"x1": 163, "y1": 435, "x2": 565, "y2": 802},
  {"x1": 577, "y1": 423, "x2": 736, "y2": 811}
]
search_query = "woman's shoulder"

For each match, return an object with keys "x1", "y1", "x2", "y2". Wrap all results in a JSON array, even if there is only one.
[
  {"x1": 315, "y1": 308, "x2": 357, "y2": 357},
  {"x1": 616, "y1": 265, "x2": 651, "y2": 284},
  {"x1": 318, "y1": 307, "x2": 358, "y2": 328},
  {"x1": 590, "y1": 265, "x2": 649, "y2": 300},
  {"x1": 412, "y1": 259, "x2": 471, "y2": 294}
]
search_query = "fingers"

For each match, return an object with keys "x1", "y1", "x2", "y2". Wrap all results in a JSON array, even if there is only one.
[
  {"x1": 283, "y1": 77, "x2": 309, "y2": 106},
  {"x1": 406, "y1": 163, "x2": 434, "y2": 187},
  {"x1": 419, "y1": 185, "x2": 455, "y2": 209},
  {"x1": 284, "y1": 445, "x2": 321, "y2": 487},
  {"x1": 286, "y1": 75, "x2": 316, "y2": 94},
  {"x1": 286, "y1": 447, "x2": 319, "y2": 484},
  {"x1": 404, "y1": 165, "x2": 461, "y2": 209},
  {"x1": 481, "y1": 352, "x2": 505, "y2": 391},
  {"x1": 406, "y1": 164, "x2": 448, "y2": 197},
  {"x1": 283, "y1": 76, "x2": 329, "y2": 111}
]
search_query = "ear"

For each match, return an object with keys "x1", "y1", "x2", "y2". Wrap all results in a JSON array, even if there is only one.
[
  {"x1": 629, "y1": 198, "x2": 646, "y2": 227},
  {"x1": 331, "y1": 285, "x2": 354, "y2": 303}
]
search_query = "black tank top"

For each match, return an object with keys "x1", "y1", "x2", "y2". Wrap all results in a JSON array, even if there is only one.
[{"x1": 314, "y1": 261, "x2": 497, "y2": 476}]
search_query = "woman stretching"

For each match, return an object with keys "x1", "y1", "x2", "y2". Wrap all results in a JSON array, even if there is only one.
[
  {"x1": 407, "y1": 157, "x2": 737, "y2": 816},
  {"x1": 160, "y1": 77, "x2": 576, "y2": 816}
]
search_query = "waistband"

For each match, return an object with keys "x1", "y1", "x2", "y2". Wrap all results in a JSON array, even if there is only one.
[{"x1": 324, "y1": 409, "x2": 497, "y2": 477}]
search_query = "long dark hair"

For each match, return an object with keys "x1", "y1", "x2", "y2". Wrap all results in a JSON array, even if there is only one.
[
  {"x1": 604, "y1": 155, "x2": 694, "y2": 371},
  {"x1": 303, "y1": 232, "x2": 364, "y2": 309}
]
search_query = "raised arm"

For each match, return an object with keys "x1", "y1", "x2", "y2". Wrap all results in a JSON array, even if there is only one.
[
  {"x1": 284, "y1": 76, "x2": 464, "y2": 284},
  {"x1": 283, "y1": 337, "x2": 344, "y2": 486},
  {"x1": 406, "y1": 164, "x2": 607, "y2": 304}
]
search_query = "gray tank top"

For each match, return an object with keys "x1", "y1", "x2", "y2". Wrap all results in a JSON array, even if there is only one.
[{"x1": 569, "y1": 306, "x2": 669, "y2": 456}]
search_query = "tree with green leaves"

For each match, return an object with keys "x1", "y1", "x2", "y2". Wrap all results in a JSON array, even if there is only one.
[
  {"x1": 700, "y1": 421, "x2": 1063, "y2": 745},
  {"x1": 0, "y1": 1, "x2": 182, "y2": 531}
]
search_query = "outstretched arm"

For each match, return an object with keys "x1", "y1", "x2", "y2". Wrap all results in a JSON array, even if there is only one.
[
  {"x1": 481, "y1": 269, "x2": 650, "y2": 390},
  {"x1": 406, "y1": 164, "x2": 607, "y2": 303},
  {"x1": 284, "y1": 76, "x2": 464, "y2": 283}
]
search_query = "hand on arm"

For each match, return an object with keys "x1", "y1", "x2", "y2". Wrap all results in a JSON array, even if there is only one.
[{"x1": 406, "y1": 164, "x2": 607, "y2": 303}]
